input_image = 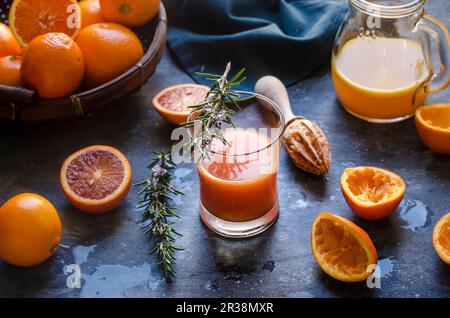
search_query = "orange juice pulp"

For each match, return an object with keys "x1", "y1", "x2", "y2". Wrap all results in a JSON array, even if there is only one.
[
  {"x1": 332, "y1": 37, "x2": 430, "y2": 120},
  {"x1": 197, "y1": 128, "x2": 278, "y2": 222}
]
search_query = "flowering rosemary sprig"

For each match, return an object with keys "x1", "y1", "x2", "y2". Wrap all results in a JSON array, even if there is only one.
[
  {"x1": 182, "y1": 62, "x2": 247, "y2": 160},
  {"x1": 135, "y1": 150, "x2": 183, "y2": 278},
  {"x1": 136, "y1": 63, "x2": 246, "y2": 279}
]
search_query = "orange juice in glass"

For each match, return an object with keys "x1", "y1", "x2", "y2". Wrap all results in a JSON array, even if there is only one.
[
  {"x1": 332, "y1": 0, "x2": 450, "y2": 123},
  {"x1": 191, "y1": 92, "x2": 284, "y2": 238}
]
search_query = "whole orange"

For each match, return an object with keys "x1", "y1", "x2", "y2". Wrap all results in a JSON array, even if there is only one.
[
  {"x1": 0, "y1": 23, "x2": 22, "y2": 58},
  {"x1": 76, "y1": 23, "x2": 143, "y2": 88},
  {"x1": 99, "y1": 0, "x2": 160, "y2": 27},
  {"x1": 79, "y1": 0, "x2": 106, "y2": 28},
  {"x1": 0, "y1": 193, "x2": 62, "y2": 267},
  {"x1": 0, "y1": 55, "x2": 22, "y2": 87},
  {"x1": 100, "y1": 0, "x2": 161, "y2": 27},
  {"x1": 21, "y1": 32, "x2": 85, "y2": 99}
]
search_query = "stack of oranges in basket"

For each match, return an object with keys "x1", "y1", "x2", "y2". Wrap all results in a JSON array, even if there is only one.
[{"x1": 0, "y1": 0, "x2": 160, "y2": 99}]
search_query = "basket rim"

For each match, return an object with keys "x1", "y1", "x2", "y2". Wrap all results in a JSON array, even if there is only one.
[{"x1": 0, "y1": 3, "x2": 168, "y2": 108}]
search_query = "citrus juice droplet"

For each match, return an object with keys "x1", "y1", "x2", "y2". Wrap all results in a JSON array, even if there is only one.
[
  {"x1": 399, "y1": 199, "x2": 432, "y2": 232},
  {"x1": 197, "y1": 128, "x2": 278, "y2": 222},
  {"x1": 332, "y1": 37, "x2": 430, "y2": 121}
]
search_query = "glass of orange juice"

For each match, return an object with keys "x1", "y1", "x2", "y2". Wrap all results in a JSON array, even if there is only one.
[
  {"x1": 189, "y1": 92, "x2": 284, "y2": 238},
  {"x1": 332, "y1": 0, "x2": 450, "y2": 123}
]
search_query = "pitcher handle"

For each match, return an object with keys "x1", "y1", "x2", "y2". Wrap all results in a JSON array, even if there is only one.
[{"x1": 419, "y1": 13, "x2": 450, "y2": 93}]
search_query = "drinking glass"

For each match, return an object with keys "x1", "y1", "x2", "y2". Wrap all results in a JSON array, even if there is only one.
[{"x1": 189, "y1": 92, "x2": 284, "y2": 238}]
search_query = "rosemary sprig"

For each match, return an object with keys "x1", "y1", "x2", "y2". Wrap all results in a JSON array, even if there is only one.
[
  {"x1": 135, "y1": 150, "x2": 183, "y2": 278},
  {"x1": 182, "y1": 62, "x2": 247, "y2": 160},
  {"x1": 136, "y1": 63, "x2": 247, "y2": 279}
]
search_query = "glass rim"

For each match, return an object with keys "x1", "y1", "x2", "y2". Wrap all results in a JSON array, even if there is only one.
[
  {"x1": 187, "y1": 91, "x2": 285, "y2": 158},
  {"x1": 351, "y1": 0, "x2": 424, "y2": 17}
]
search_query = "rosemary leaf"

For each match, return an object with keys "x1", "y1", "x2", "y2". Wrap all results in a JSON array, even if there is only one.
[{"x1": 181, "y1": 62, "x2": 247, "y2": 161}]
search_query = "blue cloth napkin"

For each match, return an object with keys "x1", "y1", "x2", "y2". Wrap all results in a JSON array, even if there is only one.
[{"x1": 165, "y1": 0, "x2": 348, "y2": 90}]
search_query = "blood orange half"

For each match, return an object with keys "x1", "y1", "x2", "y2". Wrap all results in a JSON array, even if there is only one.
[
  {"x1": 152, "y1": 83, "x2": 209, "y2": 125},
  {"x1": 9, "y1": 0, "x2": 81, "y2": 47},
  {"x1": 60, "y1": 145, "x2": 132, "y2": 214}
]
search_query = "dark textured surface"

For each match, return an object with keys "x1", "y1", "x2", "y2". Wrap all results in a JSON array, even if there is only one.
[{"x1": 0, "y1": 0, "x2": 449, "y2": 298}]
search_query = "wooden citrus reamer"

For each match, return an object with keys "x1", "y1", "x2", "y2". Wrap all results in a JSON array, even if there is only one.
[{"x1": 255, "y1": 75, "x2": 331, "y2": 175}]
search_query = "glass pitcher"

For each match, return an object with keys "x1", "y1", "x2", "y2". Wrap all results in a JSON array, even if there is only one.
[{"x1": 332, "y1": 0, "x2": 449, "y2": 123}]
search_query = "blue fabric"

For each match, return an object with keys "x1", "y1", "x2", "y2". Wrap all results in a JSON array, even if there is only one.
[{"x1": 165, "y1": 0, "x2": 348, "y2": 89}]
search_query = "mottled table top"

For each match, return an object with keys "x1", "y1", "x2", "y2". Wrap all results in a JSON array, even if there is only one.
[{"x1": 0, "y1": 0, "x2": 449, "y2": 298}]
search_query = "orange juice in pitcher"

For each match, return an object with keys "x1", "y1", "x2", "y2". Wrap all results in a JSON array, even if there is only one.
[
  {"x1": 332, "y1": 37, "x2": 430, "y2": 121},
  {"x1": 332, "y1": 0, "x2": 450, "y2": 123}
]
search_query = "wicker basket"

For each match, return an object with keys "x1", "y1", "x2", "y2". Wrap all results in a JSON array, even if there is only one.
[{"x1": 0, "y1": 1, "x2": 167, "y2": 122}]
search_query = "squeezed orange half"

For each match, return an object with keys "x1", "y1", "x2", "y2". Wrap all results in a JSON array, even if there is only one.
[
  {"x1": 415, "y1": 104, "x2": 450, "y2": 154},
  {"x1": 311, "y1": 213, "x2": 378, "y2": 282}
]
